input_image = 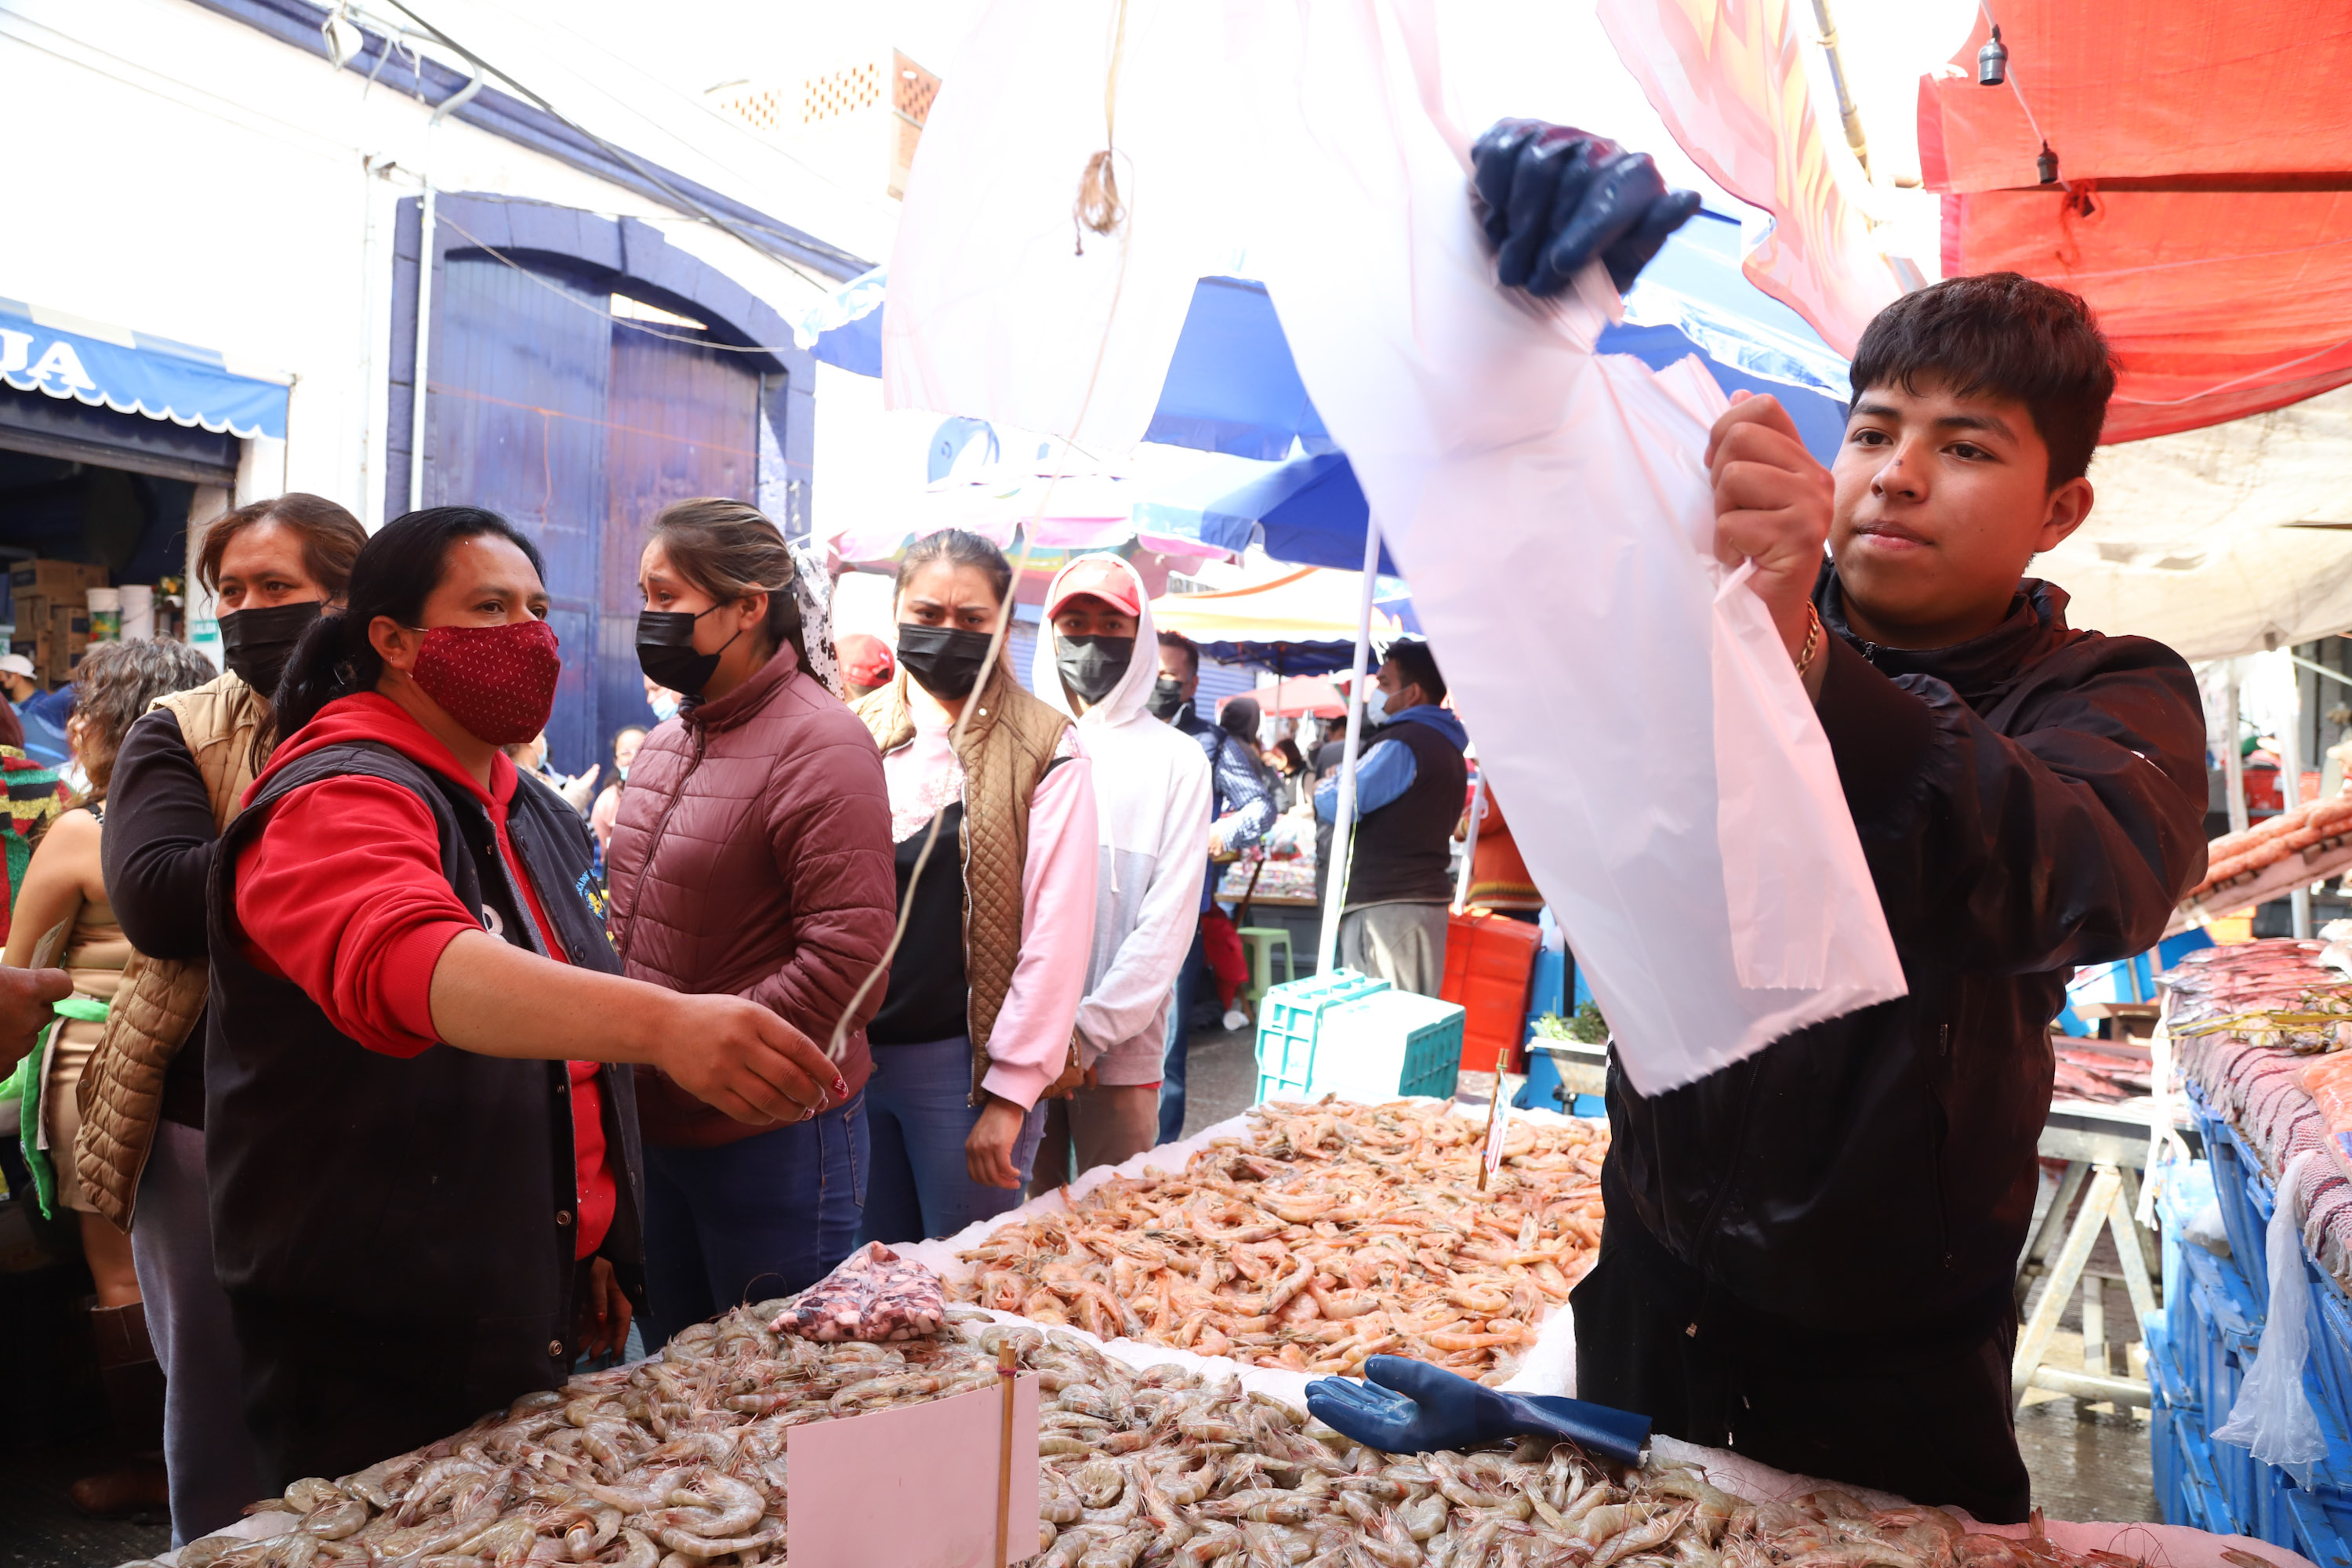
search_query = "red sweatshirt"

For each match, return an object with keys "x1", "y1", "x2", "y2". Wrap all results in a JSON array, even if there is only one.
[{"x1": 233, "y1": 692, "x2": 615, "y2": 1259}]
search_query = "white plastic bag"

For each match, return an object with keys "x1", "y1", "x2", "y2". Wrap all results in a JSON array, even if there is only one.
[
  {"x1": 1236, "y1": 3, "x2": 1906, "y2": 1091},
  {"x1": 2214, "y1": 1150, "x2": 2326, "y2": 1468},
  {"x1": 885, "y1": 0, "x2": 1907, "y2": 1094}
]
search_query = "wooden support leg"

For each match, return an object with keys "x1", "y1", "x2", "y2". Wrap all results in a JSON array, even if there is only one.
[
  {"x1": 2114, "y1": 1164, "x2": 2163, "y2": 1289},
  {"x1": 2103, "y1": 1169, "x2": 2161, "y2": 1330},
  {"x1": 2015, "y1": 1166, "x2": 2122, "y2": 1406},
  {"x1": 2082, "y1": 1272, "x2": 2106, "y2": 1381},
  {"x1": 2019, "y1": 1160, "x2": 2089, "y2": 1307}
]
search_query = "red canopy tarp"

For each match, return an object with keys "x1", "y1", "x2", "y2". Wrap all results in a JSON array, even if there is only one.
[{"x1": 1918, "y1": 4, "x2": 2352, "y2": 442}]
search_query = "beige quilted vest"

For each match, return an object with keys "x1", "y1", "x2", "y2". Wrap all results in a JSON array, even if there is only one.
[
  {"x1": 855, "y1": 662, "x2": 1085, "y2": 1104},
  {"x1": 74, "y1": 671, "x2": 266, "y2": 1229}
]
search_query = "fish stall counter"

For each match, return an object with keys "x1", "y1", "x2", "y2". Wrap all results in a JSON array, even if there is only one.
[{"x1": 145, "y1": 1094, "x2": 2314, "y2": 1568}]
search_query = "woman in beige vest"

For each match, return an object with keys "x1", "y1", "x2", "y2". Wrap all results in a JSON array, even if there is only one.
[
  {"x1": 850, "y1": 529, "x2": 1098, "y2": 1243},
  {"x1": 72, "y1": 495, "x2": 364, "y2": 1541},
  {"x1": 5, "y1": 636, "x2": 219, "y2": 1516}
]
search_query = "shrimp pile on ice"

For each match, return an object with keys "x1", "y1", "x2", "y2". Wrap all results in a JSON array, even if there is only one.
[
  {"x1": 953, "y1": 1098, "x2": 1609, "y2": 1382},
  {"x1": 167, "y1": 1305, "x2": 2155, "y2": 1568}
]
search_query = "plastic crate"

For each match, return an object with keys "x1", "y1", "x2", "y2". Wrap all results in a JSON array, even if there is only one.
[
  {"x1": 2188, "y1": 1083, "x2": 2274, "y2": 1308},
  {"x1": 2169, "y1": 1403, "x2": 2249, "y2": 1538},
  {"x1": 1255, "y1": 986, "x2": 1465, "y2": 1104},
  {"x1": 2147, "y1": 1318, "x2": 2194, "y2": 1522},
  {"x1": 2310, "y1": 1258, "x2": 2352, "y2": 1430},
  {"x1": 1253, "y1": 969, "x2": 1389, "y2": 1102},
  {"x1": 2289, "y1": 1488, "x2": 2352, "y2": 1568},
  {"x1": 1439, "y1": 909, "x2": 1540, "y2": 1073}
]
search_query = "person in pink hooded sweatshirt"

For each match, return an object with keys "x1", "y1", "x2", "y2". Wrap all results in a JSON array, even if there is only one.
[{"x1": 1028, "y1": 554, "x2": 1211, "y2": 1189}]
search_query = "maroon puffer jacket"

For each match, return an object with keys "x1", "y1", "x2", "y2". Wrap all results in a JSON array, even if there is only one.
[{"x1": 605, "y1": 643, "x2": 895, "y2": 1147}]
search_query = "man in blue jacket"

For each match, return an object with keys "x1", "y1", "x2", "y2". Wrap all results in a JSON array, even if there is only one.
[{"x1": 1315, "y1": 639, "x2": 1466, "y2": 996}]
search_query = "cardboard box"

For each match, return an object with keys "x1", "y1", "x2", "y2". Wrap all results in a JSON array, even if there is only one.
[
  {"x1": 45, "y1": 604, "x2": 88, "y2": 685},
  {"x1": 9, "y1": 559, "x2": 107, "y2": 604}
]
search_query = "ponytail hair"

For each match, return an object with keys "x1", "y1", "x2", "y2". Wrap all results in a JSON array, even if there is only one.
[
  {"x1": 894, "y1": 528, "x2": 1012, "y2": 609},
  {"x1": 274, "y1": 507, "x2": 549, "y2": 741},
  {"x1": 644, "y1": 498, "x2": 808, "y2": 669}
]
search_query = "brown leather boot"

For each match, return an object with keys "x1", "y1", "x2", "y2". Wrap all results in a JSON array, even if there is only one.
[{"x1": 68, "y1": 1300, "x2": 169, "y2": 1519}]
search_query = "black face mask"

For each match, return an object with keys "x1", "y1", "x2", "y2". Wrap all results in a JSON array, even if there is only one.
[
  {"x1": 1146, "y1": 674, "x2": 1187, "y2": 721},
  {"x1": 636, "y1": 607, "x2": 742, "y2": 698},
  {"x1": 1055, "y1": 633, "x2": 1134, "y2": 706},
  {"x1": 219, "y1": 600, "x2": 323, "y2": 699},
  {"x1": 897, "y1": 623, "x2": 995, "y2": 700}
]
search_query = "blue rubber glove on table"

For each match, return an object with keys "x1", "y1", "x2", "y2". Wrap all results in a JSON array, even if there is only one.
[{"x1": 1305, "y1": 1356, "x2": 1653, "y2": 1468}]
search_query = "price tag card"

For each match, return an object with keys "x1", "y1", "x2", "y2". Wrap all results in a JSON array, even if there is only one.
[{"x1": 787, "y1": 1370, "x2": 1040, "y2": 1567}]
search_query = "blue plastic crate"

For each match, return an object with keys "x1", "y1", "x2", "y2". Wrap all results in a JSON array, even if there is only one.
[
  {"x1": 2189, "y1": 1083, "x2": 2275, "y2": 1308},
  {"x1": 1253, "y1": 970, "x2": 1389, "y2": 1102},
  {"x1": 2290, "y1": 1488, "x2": 2352, "y2": 1568},
  {"x1": 1256, "y1": 986, "x2": 1466, "y2": 1104},
  {"x1": 2311, "y1": 1258, "x2": 2352, "y2": 1432},
  {"x1": 2169, "y1": 1403, "x2": 2248, "y2": 1537}
]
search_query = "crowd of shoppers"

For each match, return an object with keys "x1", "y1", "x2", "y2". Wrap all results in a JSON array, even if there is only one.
[{"x1": 4, "y1": 497, "x2": 1398, "y2": 1543}]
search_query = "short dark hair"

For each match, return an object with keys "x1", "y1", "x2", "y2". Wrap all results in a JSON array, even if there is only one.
[
  {"x1": 198, "y1": 492, "x2": 367, "y2": 599},
  {"x1": 1385, "y1": 639, "x2": 1446, "y2": 706},
  {"x1": 1156, "y1": 629, "x2": 1200, "y2": 678},
  {"x1": 1848, "y1": 272, "x2": 2114, "y2": 487}
]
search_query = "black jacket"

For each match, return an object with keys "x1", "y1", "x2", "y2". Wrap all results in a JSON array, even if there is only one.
[
  {"x1": 1605, "y1": 566, "x2": 2208, "y2": 1332},
  {"x1": 206, "y1": 740, "x2": 644, "y2": 1367}
]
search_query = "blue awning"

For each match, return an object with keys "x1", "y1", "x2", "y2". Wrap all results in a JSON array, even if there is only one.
[{"x1": 0, "y1": 299, "x2": 289, "y2": 441}]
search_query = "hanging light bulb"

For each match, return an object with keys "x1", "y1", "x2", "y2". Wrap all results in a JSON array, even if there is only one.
[
  {"x1": 2037, "y1": 142, "x2": 2060, "y2": 184},
  {"x1": 1977, "y1": 25, "x2": 2008, "y2": 86}
]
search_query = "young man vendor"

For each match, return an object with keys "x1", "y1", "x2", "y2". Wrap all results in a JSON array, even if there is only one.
[{"x1": 1464, "y1": 122, "x2": 2208, "y2": 1521}]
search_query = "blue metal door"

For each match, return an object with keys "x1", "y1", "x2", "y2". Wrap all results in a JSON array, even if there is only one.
[
  {"x1": 427, "y1": 256, "x2": 608, "y2": 771},
  {"x1": 600, "y1": 324, "x2": 761, "y2": 764},
  {"x1": 426, "y1": 261, "x2": 762, "y2": 778}
]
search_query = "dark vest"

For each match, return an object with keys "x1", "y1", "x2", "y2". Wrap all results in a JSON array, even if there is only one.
[
  {"x1": 1342, "y1": 718, "x2": 1468, "y2": 909},
  {"x1": 204, "y1": 741, "x2": 644, "y2": 1356}
]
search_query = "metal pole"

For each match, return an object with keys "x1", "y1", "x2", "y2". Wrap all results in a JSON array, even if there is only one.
[
  {"x1": 408, "y1": 183, "x2": 436, "y2": 514},
  {"x1": 1454, "y1": 767, "x2": 1486, "y2": 915},
  {"x1": 2287, "y1": 660, "x2": 2312, "y2": 938},
  {"x1": 1806, "y1": 0, "x2": 1872, "y2": 175},
  {"x1": 1316, "y1": 520, "x2": 1384, "y2": 975},
  {"x1": 2224, "y1": 669, "x2": 2249, "y2": 837}
]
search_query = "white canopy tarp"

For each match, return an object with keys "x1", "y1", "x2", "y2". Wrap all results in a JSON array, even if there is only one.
[
  {"x1": 884, "y1": 0, "x2": 1905, "y2": 1093},
  {"x1": 2038, "y1": 384, "x2": 2352, "y2": 661}
]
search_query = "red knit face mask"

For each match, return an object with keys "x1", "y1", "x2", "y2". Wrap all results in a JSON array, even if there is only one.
[{"x1": 405, "y1": 619, "x2": 563, "y2": 745}]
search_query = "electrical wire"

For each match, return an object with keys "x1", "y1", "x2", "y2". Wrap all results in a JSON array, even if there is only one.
[
  {"x1": 367, "y1": 0, "x2": 872, "y2": 279},
  {"x1": 434, "y1": 208, "x2": 847, "y2": 351},
  {"x1": 1975, "y1": 0, "x2": 2072, "y2": 192}
]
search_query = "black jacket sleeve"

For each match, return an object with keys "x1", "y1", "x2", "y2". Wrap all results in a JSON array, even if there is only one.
[
  {"x1": 1815, "y1": 633, "x2": 2209, "y2": 975},
  {"x1": 102, "y1": 708, "x2": 220, "y2": 961}
]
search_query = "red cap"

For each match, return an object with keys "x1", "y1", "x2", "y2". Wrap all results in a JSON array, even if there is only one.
[
  {"x1": 1045, "y1": 555, "x2": 1142, "y2": 620},
  {"x1": 837, "y1": 633, "x2": 894, "y2": 688}
]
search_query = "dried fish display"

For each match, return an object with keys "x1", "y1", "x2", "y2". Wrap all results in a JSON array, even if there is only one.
[
  {"x1": 952, "y1": 1098, "x2": 1607, "y2": 1382},
  {"x1": 168, "y1": 1306, "x2": 2154, "y2": 1568}
]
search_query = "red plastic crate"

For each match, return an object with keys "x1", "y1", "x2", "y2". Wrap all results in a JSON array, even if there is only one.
[{"x1": 1439, "y1": 909, "x2": 1541, "y2": 1073}]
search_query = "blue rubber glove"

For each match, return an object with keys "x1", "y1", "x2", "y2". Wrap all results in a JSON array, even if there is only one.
[
  {"x1": 1306, "y1": 1355, "x2": 1652, "y2": 1467},
  {"x1": 1470, "y1": 118, "x2": 1702, "y2": 296}
]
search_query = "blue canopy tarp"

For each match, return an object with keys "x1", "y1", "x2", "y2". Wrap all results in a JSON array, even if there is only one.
[{"x1": 0, "y1": 299, "x2": 289, "y2": 440}]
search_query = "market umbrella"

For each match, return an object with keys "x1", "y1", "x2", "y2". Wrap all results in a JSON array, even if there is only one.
[
  {"x1": 1151, "y1": 567, "x2": 1411, "y2": 646},
  {"x1": 1241, "y1": 674, "x2": 1348, "y2": 718}
]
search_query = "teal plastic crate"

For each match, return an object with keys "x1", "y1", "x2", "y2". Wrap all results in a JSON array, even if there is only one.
[
  {"x1": 1255, "y1": 984, "x2": 1467, "y2": 1104},
  {"x1": 1254, "y1": 969, "x2": 1389, "y2": 1102}
]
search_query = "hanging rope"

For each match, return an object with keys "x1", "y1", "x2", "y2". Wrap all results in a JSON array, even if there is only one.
[{"x1": 1073, "y1": 1, "x2": 1133, "y2": 253}]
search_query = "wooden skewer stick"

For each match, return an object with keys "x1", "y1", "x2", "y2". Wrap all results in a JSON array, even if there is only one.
[
  {"x1": 996, "y1": 1341, "x2": 1016, "y2": 1568},
  {"x1": 1478, "y1": 1071, "x2": 1505, "y2": 1192}
]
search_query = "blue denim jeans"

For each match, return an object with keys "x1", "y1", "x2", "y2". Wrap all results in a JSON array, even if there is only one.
[
  {"x1": 641, "y1": 1091, "x2": 868, "y2": 1346},
  {"x1": 858, "y1": 1036, "x2": 1046, "y2": 1245},
  {"x1": 1156, "y1": 924, "x2": 1209, "y2": 1145}
]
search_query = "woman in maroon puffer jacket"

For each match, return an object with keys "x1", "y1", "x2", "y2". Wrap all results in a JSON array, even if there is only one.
[{"x1": 604, "y1": 499, "x2": 896, "y2": 1345}]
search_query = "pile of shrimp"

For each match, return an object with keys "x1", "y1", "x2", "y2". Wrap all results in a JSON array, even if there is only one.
[
  {"x1": 164, "y1": 1305, "x2": 2155, "y2": 1568},
  {"x1": 953, "y1": 1098, "x2": 1609, "y2": 1383}
]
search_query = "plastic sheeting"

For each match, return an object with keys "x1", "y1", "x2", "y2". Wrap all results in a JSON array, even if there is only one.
[
  {"x1": 2036, "y1": 383, "x2": 2352, "y2": 660},
  {"x1": 1918, "y1": 5, "x2": 2352, "y2": 442},
  {"x1": 1595, "y1": 0, "x2": 1902, "y2": 358},
  {"x1": 887, "y1": 0, "x2": 1904, "y2": 1092}
]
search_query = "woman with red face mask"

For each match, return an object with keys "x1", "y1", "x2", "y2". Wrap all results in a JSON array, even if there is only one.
[{"x1": 205, "y1": 507, "x2": 849, "y2": 1489}]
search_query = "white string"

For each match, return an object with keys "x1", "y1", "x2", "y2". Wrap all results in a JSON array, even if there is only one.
[{"x1": 1975, "y1": 0, "x2": 2072, "y2": 192}]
